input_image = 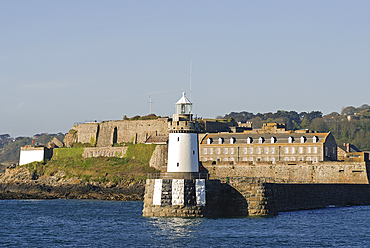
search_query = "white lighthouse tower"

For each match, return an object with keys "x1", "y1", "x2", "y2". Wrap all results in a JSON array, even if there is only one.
[{"x1": 167, "y1": 92, "x2": 200, "y2": 174}]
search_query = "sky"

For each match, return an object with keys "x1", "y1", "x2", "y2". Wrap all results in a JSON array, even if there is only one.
[{"x1": 1, "y1": 0, "x2": 369, "y2": 137}]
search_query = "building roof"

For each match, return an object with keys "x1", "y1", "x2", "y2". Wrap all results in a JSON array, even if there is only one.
[
  {"x1": 175, "y1": 92, "x2": 191, "y2": 105},
  {"x1": 201, "y1": 132, "x2": 330, "y2": 145}
]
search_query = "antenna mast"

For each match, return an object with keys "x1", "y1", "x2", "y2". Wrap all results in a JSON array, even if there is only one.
[
  {"x1": 148, "y1": 95, "x2": 153, "y2": 114},
  {"x1": 190, "y1": 59, "x2": 192, "y2": 102}
]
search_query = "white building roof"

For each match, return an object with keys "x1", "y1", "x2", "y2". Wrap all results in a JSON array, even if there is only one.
[{"x1": 176, "y1": 92, "x2": 192, "y2": 105}]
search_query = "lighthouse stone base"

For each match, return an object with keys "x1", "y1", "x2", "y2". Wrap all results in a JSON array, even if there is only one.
[{"x1": 143, "y1": 178, "x2": 273, "y2": 217}]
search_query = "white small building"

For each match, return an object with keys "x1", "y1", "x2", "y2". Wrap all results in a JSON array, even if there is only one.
[
  {"x1": 167, "y1": 92, "x2": 200, "y2": 173},
  {"x1": 19, "y1": 146, "x2": 53, "y2": 166}
]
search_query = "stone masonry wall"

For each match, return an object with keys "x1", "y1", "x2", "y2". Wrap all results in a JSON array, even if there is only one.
[
  {"x1": 149, "y1": 145, "x2": 168, "y2": 171},
  {"x1": 202, "y1": 161, "x2": 370, "y2": 184},
  {"x1": 70, "y1": 119, "x2": 169, "y2": 147},
  {"x1": 73, "y1": 123, "x2": 99, "y2": 145},
  {"x1": 272, "y1": 183, "x2": 370, "y2": 212},
  {"x1": 143, "y1": 178, "x2": 272, "y2": 217},
  {"x1": 82, "y1": 147, "x2": 128, "y2": 158}
]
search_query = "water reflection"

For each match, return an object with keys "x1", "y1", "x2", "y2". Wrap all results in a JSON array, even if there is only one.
[{"x1": 148, "y1": 217, "x2": 203, "y2": 239}]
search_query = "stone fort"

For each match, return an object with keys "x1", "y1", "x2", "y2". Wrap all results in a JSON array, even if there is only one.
[{"x1": 63, "y1": 118, "x2": 370, "y2": 216}]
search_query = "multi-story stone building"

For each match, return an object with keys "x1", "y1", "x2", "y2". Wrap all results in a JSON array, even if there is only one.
[{"x1": 199, "y1": 123, "x2": 337, "y2": 164}]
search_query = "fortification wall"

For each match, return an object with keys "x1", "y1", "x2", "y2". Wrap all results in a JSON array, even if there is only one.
[
  {"x1": 73, "y1": 123, "x2": 99, "y2": 145},
  {"x1": 82, "y1": 147, "x2": 127, "y2": 158},
  {"x1": 149, "y1": 145, "x2": 168, "y2": 171},
  {"x1": 69, "y1": 119, "x2": 169, "y2": 147},
  {"x1": 202, "y1": 161, "x2": 370, "y2": 184}
]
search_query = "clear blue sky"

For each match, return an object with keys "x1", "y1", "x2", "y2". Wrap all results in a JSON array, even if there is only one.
[{"x1": 1, "y1": 0, "x2": 369, "y2": 137}]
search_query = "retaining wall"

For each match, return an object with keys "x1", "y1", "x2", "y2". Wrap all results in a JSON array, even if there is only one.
[
  {"x1": 202, "y1": 161, "x2": 370, "y2": 184},
  {"x1": 82, "y1": 147, "x2": 128, "y2": 158}
]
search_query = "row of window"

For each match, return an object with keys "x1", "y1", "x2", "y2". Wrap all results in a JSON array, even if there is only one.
[
  {"x1": 203, "y1": 157, "x2": 318, "y2": 163},
  {"x1": 207, "y1": 136, "x2": 319, "y2": 145},
  {"x1": 203, "y1": 147, "x2": 319, "y2": 155}
]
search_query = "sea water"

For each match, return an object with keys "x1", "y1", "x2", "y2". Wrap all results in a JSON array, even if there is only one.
[{"x1": 1, "y1": 200, "x2": 370, "y2": 247}]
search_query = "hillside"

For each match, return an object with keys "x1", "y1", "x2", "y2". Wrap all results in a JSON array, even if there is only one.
[
  {"x1": 0, "y1": 144, "x2": 160, "y2": 200},
  {"x1": 26, "y1": 144, "x2": 159, "y2": 184}
]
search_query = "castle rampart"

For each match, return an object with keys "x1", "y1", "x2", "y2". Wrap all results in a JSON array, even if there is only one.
[{"x1": 67, "y1": 119, "x2": 169, "y2": 147}]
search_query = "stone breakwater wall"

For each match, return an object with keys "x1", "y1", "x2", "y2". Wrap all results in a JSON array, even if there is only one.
[
  {"x1": 272, "y1": 183, "x2": 370, "y2": 212},
  {"x1": 143, "y1": 178, "x2": 272, "y2": 217},
  {"x1": 228, "y1": 178, "x2": 370, "y2": 215},
  {"x1": 67, "y1": 119, "x2": 169, "y2": 147},
  {"x1": 143, "y1": 177, "x2": 370, "y2": 217},
  {"x1": 202, "y1": 161, "x2": 370, "y2": 184},
  {"x1": 82, "y1": 147, "x2": 128, "y2": 158}
]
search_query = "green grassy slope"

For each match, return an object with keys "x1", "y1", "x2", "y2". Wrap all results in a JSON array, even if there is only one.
[{"x1": 23, "y1": 144, "x2": 159, "y2": 184}]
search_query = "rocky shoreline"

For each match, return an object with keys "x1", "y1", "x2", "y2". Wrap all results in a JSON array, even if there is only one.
[{"x1": 0, "y1": 168, "x2": 145, "y2": 201}]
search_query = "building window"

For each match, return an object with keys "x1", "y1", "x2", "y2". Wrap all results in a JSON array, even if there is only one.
[
  {"x1": 257, "y1": 148, "x2": 261, "y2": 154},
  {"x1": 313, "y1": 136, "x2": 318, "y2": 143},
  {"x1": 250, "y1": 148, "x2": 253, "y2": 154},
  {"x1": 230, "y1": 148, "x2": 234, "y2": 154},
  {"x1": 288, "y1": 136, "x2": 294, "y2": 143},
  {"x1": 249, "y1": 157, "x2": 253, "y2": 162},
  {"x1": 230, "y1": 137, "x2": 235, "y2": 144},
  {"x1": 203, "y1": 148, "x2": 207, "y2": 154},
  {"x1": 307, "y1": 147, "x2": 311, "y2": 153},
  {"x1": 271, "y1": 157, "x2": 275, "y2": 163},
  {"x1": 307, "y1": 157, "x2": 311, "y2": 161},
  {"x1": 259, "y1": 137, "x2": 264, "y2": 144},
  {"x1": 291, "y1": 147, "x2": 295, "y2": 153},
  {"x1": 291, "y1": 157, "x2": 295, "y2": 161},
  {"x1": 224, "y1": 148, "x2": 228, "y2": 154},
  {"x1": 285, "y1": 147, "x2": 289, "y2": 154},
  {"x1": 230, "y1": 158, "x2": 234, "y2": 161},
  {"x1": 257, "y1": 157, "x2": 261, "y2": 162},
  {"x1": 177, "y1": 162, "x2": 179, "y2": 167},
  {"x1": 210, "y1": 158, "x2": 213, "y2": 161},
  {"x1": 217, "y1": 148, "x2": 220, "y2": 154},
  {"x1": 193, "y1": 150, "x2": 195, "y2": 155},
  {"x1": 244, "y1": 148, "x2": 247, "y2": 154},
  {"x1": 177, "y1": 137, "x2": 180, "y2": 141},
  {"x1": 243, "y1": 157, "x2": 248, "y2": 161},
  {"x1": 300, "y1": 136, "x2": 306, "y2": 143},
  {"x1": 271, "y1": 147, "x2": 275, "y2": 154},
  {"x1": 203, "y1": 158, "x2": 207, "y2": 161},
  {"x1": 314, "y1": 147, "x2": 318, "y2": 153},
  {"x1": 217, "y1": 158, "x2": 220, "y2": 161},
  {"x1": 285, "y1": 157, "x2": 289, "y2": 161},
  {"x1": 210, "y1": 148, "x2": 213, "y2": 154},
  {"x1": 218, "y1": 138, "x2": 224, "y2": 144},
  {"x1": 299, "y1": 157, "x2": 303, "y2": 161},
  {"x1": 265, "y1": 157, "x2": 269, "y2": 162},
  {"x1": 299, "y1": 147, "x2": 303, "y2": 153},
  {"x1": 207, "y1": 138, "x2": 212, "y2": 144},
  {"x1": 313, "y1": 157, "x2": 317, "y2": 163},
  {"x1": 247, "y1": 137, "x2": 253, "y2": 144},
  {"x1": 270, "y1": 137, "x2": 276, "y2": 144},
  {"x1": 224, "y1": 158, "x2": 228, "y2": 161},
  {"x1": 325, "y1": 147, "x2": 328, "y2": 156}
]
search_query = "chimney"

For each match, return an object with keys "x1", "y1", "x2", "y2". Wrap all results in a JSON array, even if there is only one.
[{"x1": 346, "y1": 143, "x2": 350, "y2": 153}]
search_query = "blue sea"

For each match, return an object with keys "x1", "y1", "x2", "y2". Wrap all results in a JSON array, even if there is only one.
[{"x1": 1, "y1": 200, "x2": 370, "y2": 247}]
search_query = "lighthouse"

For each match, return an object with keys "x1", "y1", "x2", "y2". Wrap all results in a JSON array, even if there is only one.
[{"x1": 167, "y1": 92, "x2": 200, "y2": 174}]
